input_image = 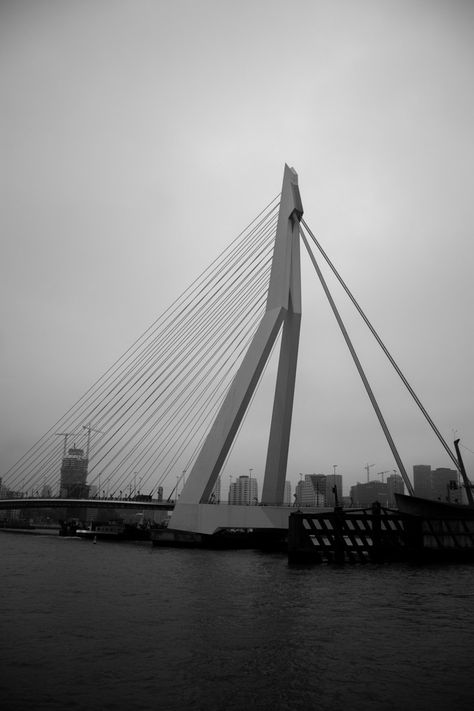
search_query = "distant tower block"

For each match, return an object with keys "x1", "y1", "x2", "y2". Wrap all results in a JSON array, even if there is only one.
[
  {"x1": 59, "y1": 447, "x2": 89, "y2": 498},
  {"x1": 172, "y1": 165, "x2": 303, "y2": 530},
  {"x1": 228, "y1": 475, "x2": 259, "y2": 505}
]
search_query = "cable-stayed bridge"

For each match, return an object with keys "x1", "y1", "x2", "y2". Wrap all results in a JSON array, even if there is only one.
[
  {"x1": 2, "y1": 166, "x2": 463, "y2": 543},
  {"x1": 3, "y1": 190, "x2": 281, "y2": 506}
]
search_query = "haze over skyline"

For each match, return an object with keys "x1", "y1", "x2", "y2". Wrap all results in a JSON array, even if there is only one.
[{"x1": 2, "y1": 0, "x2": 474, "y2": 496}]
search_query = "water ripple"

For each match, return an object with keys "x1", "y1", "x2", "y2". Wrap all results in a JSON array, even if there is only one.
[{"x1": 1, "y1": 535, "x2": 474, "y2": 710}]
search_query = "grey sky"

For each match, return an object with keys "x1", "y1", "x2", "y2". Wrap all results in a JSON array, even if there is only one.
[{"x1": 2, "y1": 0, "x2": 474, "y2": 495}]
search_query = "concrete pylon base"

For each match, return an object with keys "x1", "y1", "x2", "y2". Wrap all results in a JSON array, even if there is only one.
[
  {"x1": 168, "y1": 502, "x2": 294, "y2": 535},
  {"x1": 165, "y1": 502, "x2": 330, "y2": 539}
]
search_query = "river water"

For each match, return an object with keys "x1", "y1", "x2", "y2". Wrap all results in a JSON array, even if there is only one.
[{"x1": 1, "y1": 531, "x2": 474, "y2": 711}]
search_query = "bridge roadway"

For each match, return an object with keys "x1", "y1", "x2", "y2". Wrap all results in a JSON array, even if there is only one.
[{"x1": 0, "y1": 497, "x2": 174, "y2": 512}]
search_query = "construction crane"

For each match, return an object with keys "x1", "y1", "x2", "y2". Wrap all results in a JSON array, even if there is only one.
[
  {"x1": 54, "y1": 432, "x2": 76, "y2": 458},
  {"x1": 365, "y1": 463, "x2": 375, "y2": 483},
  {"x1": 376, "y1": 471, "x2": 390, "y2": 483},
  {"x1": 82, "y1": 423, "x2": 104, "y2": 459}
]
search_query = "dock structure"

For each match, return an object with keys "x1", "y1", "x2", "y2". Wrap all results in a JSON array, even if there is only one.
[{"x1": 288, "y1": 503, "x2": 474, "y2": 564}]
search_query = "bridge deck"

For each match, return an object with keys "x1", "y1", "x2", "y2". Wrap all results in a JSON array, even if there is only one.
[{"x1": 0, "y1": 497, "x2": 174, "y2": 511}]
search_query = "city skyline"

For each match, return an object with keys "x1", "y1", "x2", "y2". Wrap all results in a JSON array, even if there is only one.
[{"x1": 2, "y1": 1, "x2": 474, "y2": 494}]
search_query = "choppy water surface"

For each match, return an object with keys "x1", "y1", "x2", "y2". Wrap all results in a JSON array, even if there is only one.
[{"x1": 1, "y1": 532, "x2": 474, "y2": 711}]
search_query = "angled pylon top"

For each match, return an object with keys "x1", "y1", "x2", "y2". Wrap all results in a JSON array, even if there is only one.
[
  {"x1": 265, "y1": 164, "x2": 303, "y2": 312},
  {"x1": 285, "y1": 164, "x2": 304, "y2": 220}
]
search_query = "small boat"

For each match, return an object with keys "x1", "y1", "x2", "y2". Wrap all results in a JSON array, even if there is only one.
[{"x1": 75, "y1": 523, "x2": 151, "y2": 541}]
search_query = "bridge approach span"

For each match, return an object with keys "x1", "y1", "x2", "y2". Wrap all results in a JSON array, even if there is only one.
[{"x1": 0, "y1": 498, "x2": 174, "y2": 512}]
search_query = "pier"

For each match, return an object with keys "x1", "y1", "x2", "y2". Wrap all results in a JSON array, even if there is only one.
[{"x1": 288, "y1": 503, "x2": 474, "y2": 564}]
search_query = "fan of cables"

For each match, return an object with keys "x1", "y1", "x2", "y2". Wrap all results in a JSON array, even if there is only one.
[{"x1": 4, "y1": 195, "x2": 280, "y2": 499}]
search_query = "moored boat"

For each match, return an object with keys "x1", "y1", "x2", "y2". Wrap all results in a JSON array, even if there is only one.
[
  {"x1": 76, "y1": 522, "x2": 151, "y2": 541},
  {"x1": 395, "y1": 492, "x2": 474, "y2": 519}
]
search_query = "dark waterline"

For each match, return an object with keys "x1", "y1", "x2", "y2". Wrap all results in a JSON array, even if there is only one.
[{"x1": 1, "y1": 532, "x2": 474, "y2": 711}]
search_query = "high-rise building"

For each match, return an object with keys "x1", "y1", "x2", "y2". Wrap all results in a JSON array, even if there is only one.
[
  {"x1": 431, "y1": 468, "x2": 458, "y2": 502},
  {"x1": 386, "y1": 473, "x2": 404, "y2": 507},
  {"x1": 412, "y1": 465, "x2": 458, "y2": 502},
  {"x1": 413, "y1": 465, "x2": 432, "y2": 499},
  {"x1": 294, "y1": 474, "x2": 344, "y2": 507},
  {"x1": 325, "y1": 474, "x2": 343, "y2": 506},
  {"x1": 59, "y1": 447, "x2": 89, "y2": 498},
  {"x1": 309, "y1": 475, "x2": 326, "y2": 505},
  {"x1": 228, "y1": 475, "x2": 258, "y2": 505},
  {"x1": 350, "y1": 481, "x2": 388, "y2": 507},
  {"x1": 295, "y1": 475, "x2": 326, "y2": 506},
  {"x1": 294, "y1": 479, "x2": 304, "y2": 505},
  {"x1": 283, "y1": 480, "x2": 291, "y2": 505}
]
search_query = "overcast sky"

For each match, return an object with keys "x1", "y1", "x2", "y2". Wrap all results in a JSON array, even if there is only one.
[{"x1": 2, "y1": 0, "x2": 474, "y2": 495}]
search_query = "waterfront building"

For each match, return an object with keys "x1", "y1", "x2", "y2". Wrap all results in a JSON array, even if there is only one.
[
  {"x1": 228, "y1": 475, "x2": 258, "y2": 505},
  {"x1": 284, "y1": 480, "x2": 291, "y2": 505},
  {"x1": 59, "y1": 447, "x2": 89, "y2": 498},
  {"x1": 295, "y1": 475, "x2": 326, "y2": 507},
  {"x1": 413, "y1": 465, "x2": 432, "y2": 499},
  {"x1": 325, "y1": 474, "x2": 343, "y2": 506},
  {"x1": 431, "y1": 467, "x2": 458, "y2": 502},
  {"x1": 412, "y1": 465, "x2": 458, "y2": 502},
  {"x1": 350, "y1": 481, "x2": 388, "y2": 507},
  {"x1": 0, "y1": 478, "x2": 17, "y2": 499},
  {"x1": 294, "y1": 479, "x2": 304, "y2": 505},
  {"x1": 386, "y1": 473, "x2": 404, "y2": 507},
  {"x1": 310, "y1": 475, "x2": 327, "y2": 505},
  {"x1": 294, "y1": 474, "x2": 344, "y2": 507},
  {"x1": 0, "y1": 481, "x2": 22, "y2": 499}
]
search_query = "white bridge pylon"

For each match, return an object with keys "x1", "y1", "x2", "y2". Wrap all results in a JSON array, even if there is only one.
[{"x1": 169, "y1": 165, "x2": 303, "y2": 535}]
